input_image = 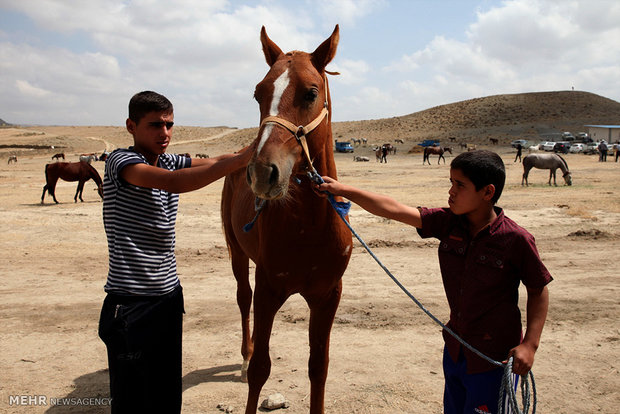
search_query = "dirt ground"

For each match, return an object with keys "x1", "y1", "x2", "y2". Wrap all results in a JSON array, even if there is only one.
[{"x1": 0, "y1": 126, "x2": 619, "y2": 413}]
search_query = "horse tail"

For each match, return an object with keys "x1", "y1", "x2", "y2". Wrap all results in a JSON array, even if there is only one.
[{"x1": 44, "y1": 164, "x2": 50, "y2": 193}]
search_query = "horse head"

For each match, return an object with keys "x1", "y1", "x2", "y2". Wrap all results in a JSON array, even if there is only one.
[
  {"x1": 563, "y1": 171, "x2": 572, "y2": 186},
  {"x1": 246, "y1": 25, "x2": 339, "y2": 200}
]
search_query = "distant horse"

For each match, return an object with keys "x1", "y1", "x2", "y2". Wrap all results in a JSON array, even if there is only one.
[
  {"x1": 459, "y1": 142, "x2": 468, "y2": 150},
  {"x1": 52, "y1": 153, "x2": 65, "y2": 160},
  {"x1": 352, "y1": 138, "x2": 361, "y2": 146},
  {"x1": 353, "y1": 155, "x2": 369, "y2": 162},
  {"x1": 375, "y1": 146, "x2": 383, "y2": 162},
  {"x1": 8, "y1": 155, "x2": 17, "y2": 164},
  {"x1": 41, "y1": 162, "x2": 103, "y2": 204},
  {"x1": 195, "y1": 153, "x2": 209, "y2": 158},
  {"x1": 79, "y1": 154, "x2": 97, "y2": 164},
  {"x1": 423, "y1": 145, "x2": 452, "y2": 165},
  {"x1": 395, "y1": 138, "x2": 404, "y2": 144},
  {"x1": 221, "y1": 26, "x2": 351, "y2": 414},
  {"x1": 490, "y1": 138, "x2": 499, "y2": 145},
  {"x1": 521, "y1": 153, "x2": 572, "y2": 186},
  {"x1": 383, "y1": 143, "x2": 396, "y2": 154}
]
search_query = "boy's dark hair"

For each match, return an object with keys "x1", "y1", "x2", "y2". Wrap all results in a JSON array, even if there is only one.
[
  {"x1": 128, "y1": 91, "x2": 173, "y2": 124},
  {"x1": 451, "y1": 150, "x2": 505, "y2": 203}
]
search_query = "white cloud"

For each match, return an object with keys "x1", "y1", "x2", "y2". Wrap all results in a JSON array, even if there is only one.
[
  {"x1": 15, "y1": 80, "x2": 50, "y2": 97},
  {"x1": 0, "y1": 0, "x2": 619, "y2": 126}
]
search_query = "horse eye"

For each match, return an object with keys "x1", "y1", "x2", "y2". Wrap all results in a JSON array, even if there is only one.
[{"x1": 305, "y1": 88, "x2": 318, "y2": 102}]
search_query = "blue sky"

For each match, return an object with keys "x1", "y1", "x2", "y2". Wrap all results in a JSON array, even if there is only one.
[{"x1": 1, "y1": 0, "x2": 619, "y2": 127}]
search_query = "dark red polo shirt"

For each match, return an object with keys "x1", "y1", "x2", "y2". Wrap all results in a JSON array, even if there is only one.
[{"x1": 417, "y1": 207, "x2": 552, "y2": 373}]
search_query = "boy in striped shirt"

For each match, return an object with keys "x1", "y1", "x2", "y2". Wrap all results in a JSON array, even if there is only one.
[{"x1": 98, "y1": 91, "x2": 252, "y2": 413}]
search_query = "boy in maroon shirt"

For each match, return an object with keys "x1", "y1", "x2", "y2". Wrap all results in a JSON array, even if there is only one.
[{"x1": 317, "y1": 150, "x2": 552, "y2": 414}]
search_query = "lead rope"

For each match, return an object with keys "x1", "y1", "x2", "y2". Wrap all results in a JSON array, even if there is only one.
[{"x1": 306, "y1": 171, "x2": 535, "y2": 414}]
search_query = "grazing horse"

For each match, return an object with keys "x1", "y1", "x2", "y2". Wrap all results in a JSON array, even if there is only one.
[
  {"x1": 521, "y1": 153, "x2": 572, "y2": 186},
  {"x1": 79, "y1": 154, "x2": 97, "y2": 164},
  {"x1": 41, "y1": 161, "x2": 103, "y2": 203},
  {"x1": 221, "y1": 25, "x2": 351, "y2": 414},
  {"x1": 52, "y1": 153, "x2": 65, "y2": 160},
  {"x1": 7, "y1": 155, "x2": 17, "y2": 164},
  {"x1": 423, "y1": 145, "x2": 452, "y2": 165}
]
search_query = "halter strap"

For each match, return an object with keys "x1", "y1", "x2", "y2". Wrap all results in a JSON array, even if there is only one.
[{"x1": 258, "y1": 76, "x2": 330, "y2": 173}]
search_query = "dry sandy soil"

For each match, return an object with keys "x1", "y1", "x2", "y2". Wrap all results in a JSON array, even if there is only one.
[{"x1": 1, "y1": 125, "x2": 619, "y2": 414}]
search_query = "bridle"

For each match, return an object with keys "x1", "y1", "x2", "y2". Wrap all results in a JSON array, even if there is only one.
[
  {"x1": 244, "y1": 74, "x2": 334, "y2": 231},
  {"x1": 258, "y1": 75, "x2": 330, "y2": 177}
]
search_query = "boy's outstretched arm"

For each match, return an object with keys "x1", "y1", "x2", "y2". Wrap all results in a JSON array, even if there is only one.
[
  {"x1": 317, "y1": 176, "x2": 422, "y2": 228},
  {"x1": 507, "y1": 285, "x2": 549, "y2": 376},
  {"x1": 121, "y1": 146, "x2": 253, "y2": 193}
]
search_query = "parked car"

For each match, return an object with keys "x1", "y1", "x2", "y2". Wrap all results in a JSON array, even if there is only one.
[
  {"x1": 583, "y1": 143, "x2": 598, "y2": 154},
  {"x1": 418, "y1": 139, "x2": 440, "y2": 147},
  {"x1": 539, "y1": 141, "x2": 556, "y2": 151},
  {"x1": 511, "y1": 139, "x2": 528, "y2": 148},
  {"x1": 576, "y1": 132, "x2": 593, "y2": 143},
  {"x1": 569, "y1": 143, "x2": 584, "y2": 153},
  {"x1": 553, "y1": 142, "x2": 570, "y2": 153},
  {"x1": 334, "y1": 141, "x2": 354, "y2": 153},
  {"x1": 561, "y1": 132, "x2": 575, "y2": 141}
]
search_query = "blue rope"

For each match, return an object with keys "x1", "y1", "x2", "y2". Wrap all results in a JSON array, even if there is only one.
[{"x1": 308, "y1": 171, "x2": 535, "y2": 414}]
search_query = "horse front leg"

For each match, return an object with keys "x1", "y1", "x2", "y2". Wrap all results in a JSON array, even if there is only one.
[
  {"x1": 244, "y1": 276, "x2": 285, "y2": 414},
  {"x1": 231, "y1": 252, "x2": 253, "y2": 382},
  {"x1": 75, "y1": 181, "x2": 85, "y2": 202},
  {"x1": 306, "y1": 281, "x2": 342, "y2": 414}
]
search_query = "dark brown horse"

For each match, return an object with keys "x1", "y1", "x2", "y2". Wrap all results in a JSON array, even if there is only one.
[
  {"x1": 423, "y1": 145, "x2": 452, "y2": 165},
  {"x1": 221, "y1": 25, "x2": 351, "y2": 414},
  {"x1": 41, "y1": 161, "x2": 103, "y2": 204},
  {"x1": 52, "y1": 153, "x2": 65, "y2": 160}
]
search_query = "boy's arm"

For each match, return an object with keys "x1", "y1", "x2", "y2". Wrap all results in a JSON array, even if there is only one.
[
  {"x1": 317, "y1": 176, "x2": 422, "y2": 228},
  {"x1": 507, "y1": 285, "x2": 549, "y2": 376},
  {"x1": 121, "y1": 147, "x2": 253, "y2": 193}
]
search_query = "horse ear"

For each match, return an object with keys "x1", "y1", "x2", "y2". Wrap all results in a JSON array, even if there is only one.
[
  {"x1": 260, "y1": 26, "x2": 284, "y2": 67},
  {"x1": 311, "y1": 25, "x2": 339, "y2": 73}
]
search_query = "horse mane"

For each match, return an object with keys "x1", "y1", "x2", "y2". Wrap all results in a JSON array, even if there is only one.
[
  {"x1": 555, "y1": 154, "x2": 570, "y2": 172},
  {"x1": 85, "y1": 162, "x2": 103, "y2": 185}
]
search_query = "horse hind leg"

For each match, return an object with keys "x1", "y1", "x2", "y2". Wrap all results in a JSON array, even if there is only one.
[{"x1": 306, "y1": 281, "x2": 342, "y2": 414}]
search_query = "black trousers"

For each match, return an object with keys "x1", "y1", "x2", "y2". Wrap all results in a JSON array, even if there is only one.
[{"x1": 99, "y1": 285, "x2": 184, "y2": 414}]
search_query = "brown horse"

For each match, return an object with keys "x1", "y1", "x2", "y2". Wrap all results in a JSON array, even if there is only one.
[
  {"x1": 52, "y1": 153, "x2": 65, "y2": 160},
  {"x1": 221, "y1": 25, "x2": 351, "y2": 414},
  {"x1": 423, "y1": 145, "x2": 452, "y2": 164},
  {"x1": 41, "y1": 162, "x2": 103, "y2": 204}
]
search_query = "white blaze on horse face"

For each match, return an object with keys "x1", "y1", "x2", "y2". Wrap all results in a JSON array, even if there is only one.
[{"x1": 257, "y1": 69, "x2": 290, "y2": 155}]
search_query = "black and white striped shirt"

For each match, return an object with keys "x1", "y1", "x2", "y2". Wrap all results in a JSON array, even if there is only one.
[{"x1": 102, "y1": 148, "x2": 191, "y2": 295}]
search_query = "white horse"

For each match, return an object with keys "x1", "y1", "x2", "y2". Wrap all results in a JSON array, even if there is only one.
[
  {"x1": 79, "y1": 154, "x2": 97, "y2": 164},
  {"x1": 522, "y1": 153, "x2": 572, "y2": 186}
]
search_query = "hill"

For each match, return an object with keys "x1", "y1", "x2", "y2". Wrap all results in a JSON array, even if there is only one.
[
  {"x1": 329, "y1": 90, "x2": 620, "y2": 147},
  {"x1": 2, "y1": 90, "x2": 618, "y2": 157}
]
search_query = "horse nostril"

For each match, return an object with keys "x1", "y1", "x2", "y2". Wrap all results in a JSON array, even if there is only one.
[{"x1": 269, "y1": 164, "x2": 279, "y2": 185}]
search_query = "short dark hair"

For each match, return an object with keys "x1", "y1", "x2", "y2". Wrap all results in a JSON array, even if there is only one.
[
  {"x1": 128, "y1": 91, "x2": 173, "y2": 124},
  {"x1": 451, "y1": 150, "x2": 505, "y2": 203}
]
